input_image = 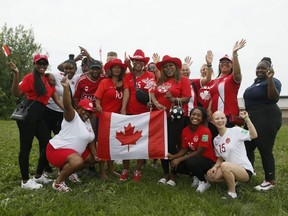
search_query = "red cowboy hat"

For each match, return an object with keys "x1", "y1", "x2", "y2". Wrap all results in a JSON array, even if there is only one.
[
  {"x1": 104, "y1": 58, "x2": 127, "y2": 72},
  {"x1": 129, "y1": 49, "x2": 150, "y2": 66},
  {"x1": 156, "y1": 55, "x2": 182, "y2": 70}
]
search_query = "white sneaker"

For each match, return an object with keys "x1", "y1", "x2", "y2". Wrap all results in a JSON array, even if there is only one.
[
  {"x1": 52, "y1": 181, "x2": 71, "y2": 193},
  {"x1": 68, "y1": 173, "x2": 81, "y2": 182},
  {"x1": 254, "y1": 181, "x2": 275, "y2": 191},
  {"x1": 166, "y1": 180, "x2": 176, "y2": 187},
  {"x1": 196, "y1": 181, "x2": 210, "y2": 193},
  {"x1": 114, "y1": 160, "x2": 122, "y2": 165},
  {"x1": 191, "y1": 176, "x2": 199, "y2": 188},
  {"x1": 33, "y1": 175, "x2": 53, "y2": 184},
  {"x1": 21, "y1": 179, "x2": 43, "y2": 190}
]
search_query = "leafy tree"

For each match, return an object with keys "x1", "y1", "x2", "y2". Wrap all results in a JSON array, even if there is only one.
[{"x1": 0, "y1": 24, "x2": 43, "y2": 118}]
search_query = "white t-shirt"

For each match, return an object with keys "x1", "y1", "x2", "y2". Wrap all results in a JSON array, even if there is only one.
[
  {"x1": 49, "y1": 111, "x2": 95, "y2": 155},
  {"x1": 213, "y1": 127, "x2": 254, "y2": 173},
  {"x1": 46, "y1": 72, "x2": 81, "y2": 112}
]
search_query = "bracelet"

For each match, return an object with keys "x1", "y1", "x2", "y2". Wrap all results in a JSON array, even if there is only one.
[
  {"x1": 233, "y1": 53, "x2": 238, "y2": 57},
  {"x1": 207, "y1": 64, "x2": 212, "y2": 67}
]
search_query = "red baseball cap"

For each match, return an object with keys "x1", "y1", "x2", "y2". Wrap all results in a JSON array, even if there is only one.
[
  {"x1": 78, "y1": 99, "x2": 94, "y2": 112},
  {"x1": 219, "y1": 54, "x2": 232, "y2": 62},
  {"x1": 33, "y1": 54, "x2": 49, "y2": 64}
]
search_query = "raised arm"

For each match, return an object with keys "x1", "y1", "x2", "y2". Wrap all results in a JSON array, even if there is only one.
[
  {"x1": 200, "y1": 50, "x2": 213, "y2": 86},
  {"x1": 239, "y1": 111, "x2": 257, "y2": 139},
  {"x1": 266, "y1": 67, "x2": 280, "y2": 101},
  {"x1": 9, "y1": 62, "x2": 22, "y2": 97},
  {"x1": 232, "y1": 39, "x2": 246, "y2": 83},
  {"x1": 61, "y1": 76, "x2": 75, "y2": 122}
]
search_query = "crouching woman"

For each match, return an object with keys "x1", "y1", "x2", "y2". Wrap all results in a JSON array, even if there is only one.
[
  {"x1": 207, "y1": 110, "x2": 257, "y2": 199},
  {"x1": 46, "y1": 76, "x2": 98, "y2": 192}
]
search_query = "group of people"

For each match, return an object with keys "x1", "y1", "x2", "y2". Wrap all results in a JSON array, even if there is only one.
[{"x1": 8, "y1": 39, "x2": 282, "y2": 199}]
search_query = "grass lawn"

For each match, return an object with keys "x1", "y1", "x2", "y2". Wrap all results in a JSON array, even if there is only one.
[{"x1": 0, "y1": 120, "x2": 287, "y2": 216}]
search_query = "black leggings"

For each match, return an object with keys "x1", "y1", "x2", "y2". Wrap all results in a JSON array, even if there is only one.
[
  {"x1": 245, "y1": 104, "x2": 282, "y2": 181},
  {"x1": 43, "y1": 106, "x2": 63, "y2": 137},
  {"x1": 16, "y1": 101, "x2": 50, "y2": 180},
  {"x1": 176, "y1": 156, "x2": 215, "y2": 181},
  {"x1": 161, "y1": 117, "x2": 185, "y2": 175}
]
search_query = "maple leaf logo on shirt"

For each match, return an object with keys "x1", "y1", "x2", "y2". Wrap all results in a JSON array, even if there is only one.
[
  {"x1": 116, "y1": 123, "x2": 142, "y2": 151},
  {"x1": 200, "y1": 90, "x2": 211, "y2": 101}
]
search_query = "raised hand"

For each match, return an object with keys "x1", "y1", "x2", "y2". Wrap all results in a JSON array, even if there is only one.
[
  {"x1": 152, "y1": 53, "x2": 160, "y2": 64},
  {"x1": 267, "y1": 66, "x2": 275, "y2": 78},
  {"x1": 184, "y1": 56, "x2": 193, "y2": 66},
  {"x1": 239, "y1": 110, "x2": 249, "y2": 119},
  {"x1": 79, "y1": 46, "x2": 89, "y2": 57},
  {"x1": 61, "y1": 75, "x2": 69, "y2": 88},
  {"x1": 205, "y1": 50, "x2": 213, "y2": 65},
  {"x1": 233, "y1": 39, "x2": 246, "y2": 53},
  {"x1": 8, "y1": 62, "x2": 19, "y2": 74}
]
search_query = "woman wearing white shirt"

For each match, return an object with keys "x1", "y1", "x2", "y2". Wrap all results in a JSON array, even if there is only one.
[{"x1": 207, "y1": 110, "x2": 257, "y2": 199}]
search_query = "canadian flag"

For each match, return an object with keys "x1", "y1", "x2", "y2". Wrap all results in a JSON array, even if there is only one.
[
  {"x1": 98, "y1": 110, "x2": 168, "y2": 160},
  {"x1": 2, "y1": 45, "x2": 11, "y2": 57}
]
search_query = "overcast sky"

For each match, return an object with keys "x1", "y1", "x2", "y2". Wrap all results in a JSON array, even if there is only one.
[{"x1": 2, "y1": 0, "x2": 288, "y2": 96}]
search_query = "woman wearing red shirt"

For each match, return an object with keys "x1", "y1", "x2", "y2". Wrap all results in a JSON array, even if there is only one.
[
  {"x1": 150, "y1": 55, "x2": 191, "y2": 187},
  {"x1": 9, "y1": 54, "x2": 63, "y2": 190},
  {"x1": 168, "y1": 107, "x2": 216, "y2": 193},
  {"x1": 95, "y1": 59, "x2": 127, "y2": 179}
]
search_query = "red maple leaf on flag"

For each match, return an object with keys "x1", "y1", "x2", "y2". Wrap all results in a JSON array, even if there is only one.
[{"x1": 116, "y1": 123, "x2": 142, "y2": 151}]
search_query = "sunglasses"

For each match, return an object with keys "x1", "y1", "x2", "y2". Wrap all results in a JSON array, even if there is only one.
[
  {"x1": 220, "y1": 60, "x2": 232, "y2": 64},
  {"x1": 36, "y1": 61, "x2": 48, "y2": 66}
]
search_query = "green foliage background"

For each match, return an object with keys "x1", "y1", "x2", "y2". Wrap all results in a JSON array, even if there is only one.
[{"x1": 0, "y1": 24, "x2": 42, "y2": 118}]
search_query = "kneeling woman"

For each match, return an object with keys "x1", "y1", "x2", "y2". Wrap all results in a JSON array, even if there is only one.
[
  {"x1": 168, "y1": 107, "x2": 216, "y2": 192},
  {"x1": 46, "y1": 76, "x2": 97, "y2": 192},
  {"x1": 207, "y1": 111, "x2": 257, "y2": 199}
]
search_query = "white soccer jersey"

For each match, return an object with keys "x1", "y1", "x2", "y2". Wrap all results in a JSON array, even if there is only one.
[{"x1": 213, "y1": 127, "x2": 254, "y2": 173}]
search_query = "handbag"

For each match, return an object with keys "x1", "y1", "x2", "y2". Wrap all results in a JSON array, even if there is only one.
[
  {"x1": 170, "y1": 98, "x2": 184, "y2": 120},
  {"x1": 10, "y1": 99, "x2": 36, "y2": 121},
  {"x1": 132, "y1": 72, "x2": 149, "y2": 105},
  {"x1": 136, "y1": 88, "x2": 149, "y2": 105}
]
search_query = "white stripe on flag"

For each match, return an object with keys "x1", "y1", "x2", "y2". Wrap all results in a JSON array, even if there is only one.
[{"x1": 98, "y1": 110, "x2": 167, "y2": 160}]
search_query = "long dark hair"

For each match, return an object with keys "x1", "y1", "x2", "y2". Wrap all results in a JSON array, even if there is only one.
[
  {"x1": 108, "y1": 66, "x2": 125, "y2": 82},
  {"x1": 33, "y1": 68, "x2": 47, "y2": 96}
]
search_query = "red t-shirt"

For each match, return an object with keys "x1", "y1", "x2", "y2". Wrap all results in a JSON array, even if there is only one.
[
  {"x1": 19, "y1": 73, "x2": 55, "y2": 105},
  {"x1": 74, "y1": 74, "x2": 105, "y2": 103},
  {"x1": 94, "y1": 79, "x2": 127, "y2": 113},
  {"x1": 152, "y1": 76, "x2": 191, "y2": 116},
  {"x1": 209, "y1": 74, "x2": 240, "y2": 116},
  {"x1": 182, "y1": 124, "x2": 216, "y2": 162},
  {"x1": 198, "y1": 79, "x2": 214, "y2": 110},
  {"x1": 124, "y1": 71, "x2": 155, "y2": 114}
]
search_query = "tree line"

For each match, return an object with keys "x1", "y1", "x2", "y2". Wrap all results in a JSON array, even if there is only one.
[{"x1": 0, "y1": 24, "x2": 43, "y2": 118}]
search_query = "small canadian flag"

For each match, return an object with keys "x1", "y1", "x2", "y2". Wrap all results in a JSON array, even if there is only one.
[{"x1": 2, "y1": 45, "x2": 11, "y2": 57}]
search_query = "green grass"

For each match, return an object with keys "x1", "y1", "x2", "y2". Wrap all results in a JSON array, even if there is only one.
[{"x1": 0, "y1": 120, "x2": 287, "y2": 216}]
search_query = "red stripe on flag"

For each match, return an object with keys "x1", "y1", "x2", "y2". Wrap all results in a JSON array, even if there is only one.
[
  {"x1": 148, "y1": 110, "x2": 166, "y2": 159},
  {"x1": 2, "y1": 45, "x2": 11, "y2": 57},
  {"x1": 97, "y1": 112, "x2": 112, "y2": 160}
]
